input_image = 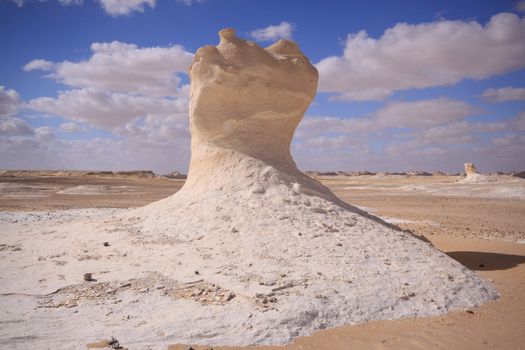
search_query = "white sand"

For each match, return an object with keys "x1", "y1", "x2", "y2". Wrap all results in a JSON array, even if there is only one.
[
  {"x1": 345, "y1": 176, "x2": 525, "y2": 199},
  {"x1": 57, "y1": 185, "x2": 133, "y2": 195},
  {"x1": 0, "y1": 171, "x2": 499, "y2": 348}
]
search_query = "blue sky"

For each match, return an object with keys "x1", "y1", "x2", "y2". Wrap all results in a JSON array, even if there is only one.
[{"x1": 1, "y1": 0, "x2": 525, "y2": 173}]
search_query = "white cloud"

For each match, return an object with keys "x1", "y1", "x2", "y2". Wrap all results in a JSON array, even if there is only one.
[
  {"x1": 515, "y1": 0, "x2": 525, "y2": 14},
  {"x1": 292, "y1": 105, "x2": 523, "y2": 172},
  {"x1": 23, "y1": 59, "x2": 55, "y2": 72},
  {"x1": 25, "y1": 41, "x2": 193, "y2": 98},
  {"x1": 4, "y1": 0, "x2": 23, "y2": 7},
  {"x1": 0, "y1": 86, "x2": 21, "y2": 118},
  {"x1": 176, "y1": 0, "x2": 202, "y2": 5},
  {"x1": 514, "y1": 111, "x2": 525, "y2": 130},
  {"x1": 96, "y1": 0, "x2": 155, "y2": 16},
  {"x1": 373, "y1": 98, "x2": 479, "y2": 128},
  {"x1": 296, "y1": 98, "x2": 477, "y2": 138},
  {"x1": 0, "y1": 117, "x2": 190, "y2": 173},
  {"x1": 28, "y1": 88, "x2": 188, "y2": 129},
  {"x1": 58, "y1": 0, "x2": 83, "y2": 6},
  {"x1": 0, "y1": 117, "x2": 34, "y2": 136},
  {"x1": 481, "y1": 86, "x2": 525, "y2": 102},
  {"x1": 59, "y1": 122, "x2": 82, "y2": 132},
  {"x1": 316, "y1": 13, "x2": 525, "y2": 101},
  {"x1": 250, "y1": 21, "x2": 294, "y2": 41}
]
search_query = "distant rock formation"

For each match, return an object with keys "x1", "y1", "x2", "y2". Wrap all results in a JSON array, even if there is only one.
[
  {"x1": 165, "y1": 171, "x2": 187, "y2": 179},
  {"x1": 459, "y1": 163, "x2": 492, "y2": 184},
  {"x1": 407, "y1": 171, "x2": 432, "y2": 176},
  {"x1": 385, "y1": 172, "x2": 407, "y2": 176},
  {"x1": 464, "y1": 163, "x2": 478, "y2": 177},
  {"x1": 115, "y1": 170, "x2": 156, "y2": 178},
  {"x1": 512, "y1": 171, "x2": 525, "y2": 179}
]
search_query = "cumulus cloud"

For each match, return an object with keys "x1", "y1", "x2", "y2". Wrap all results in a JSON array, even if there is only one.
[
  {"x1": 373, "y1": 98, "x2": 479, "y2": 128},
  {"x1": 23, "y1": 59, "x2": 55, "y2": 72},
  {"x1": 4, "y1": 0, "x2": 23, "y2": 7},
  {"x1": 0, "y1": 86, "x2": 21, "y2": 118},
  {"x1": 24, "y1": 41, "x2": 193, "y2": 98},
  {"x1": 515, "y1": 0, "x2": 525, "y2": 14},
  {"x1": 96, "y1": 0, "x2": 155, "y2": 16},
  {"x1": 176, "y1": 0, "x2": 203, "y2": 5},
  {"x1": 514, "y1": 111, "x2": 525, "y2": 130},
  {"x1": 481, "y1": 86, "x2": 525, "y2": 102},
  {"x1": 0, "y1": 117, "x2": 34, "y2": 136},
  {"x1": 250, "y1": 21, "x2": 293, "y2": 41},
  {"x1": 59, "y1": 122, "x2": 82, "y2": 132},
  {"x1": 316, "y1": 13, "x2": 525, "y2": 101},
  {"x1": 0, "y1": 117, "x2": 190, "y2": 173},
  {"x1": 292, "y1": 101, "x2": 522, "y2": 172},
  {"x1": 297, "y1": 98, "x2": 478, "y2": 138},
  {"x1": 58, "y1": 0, "x2": 83, "y2": 6},
  {"x1": 28, "y1": 88, "x2": 188, "y2": 128}
]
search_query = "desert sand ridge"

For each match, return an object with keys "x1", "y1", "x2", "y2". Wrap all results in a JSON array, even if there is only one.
[{"x1": 111, "y1": 29, "x2": 499, "y2": 345}]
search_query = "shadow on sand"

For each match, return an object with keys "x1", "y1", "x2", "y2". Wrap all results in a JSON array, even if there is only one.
[{"x1": 446, "y1": 251, "x2": 525, "y2": 271}]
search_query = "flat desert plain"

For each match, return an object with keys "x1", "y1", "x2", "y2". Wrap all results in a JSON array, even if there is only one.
[{"x1": 1, "y1": 171, "x2": 524, "y2": 349}]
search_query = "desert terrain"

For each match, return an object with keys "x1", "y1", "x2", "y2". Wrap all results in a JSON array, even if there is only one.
[{"x1": 0, "y1": 171, "x2": 524, "y2": 349}]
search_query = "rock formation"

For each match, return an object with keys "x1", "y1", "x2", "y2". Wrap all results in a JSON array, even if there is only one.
[
  {"x1": 181, "y1": 28, "x2": 336, "y2": 201},
  {"x1": 122, "y1": 29, "x2": 498, "y2": 346},
  {"x1": 464, "y1": 162, "x2": 478, "y2": 177},
  {"x1": 460, "y1": 162, "x2": 492, "y2": 183}
]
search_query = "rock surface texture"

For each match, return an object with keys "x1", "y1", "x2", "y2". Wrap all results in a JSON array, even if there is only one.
[{"x1": 117, "y1": 29, "x2": 500, "y2": 346}]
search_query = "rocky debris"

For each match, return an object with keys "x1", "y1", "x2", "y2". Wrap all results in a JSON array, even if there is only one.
[
  {"x1": 37, "y1": 273, "x2": 236, "y2": 309},
  {"x1": 0, "y1": 244, "x2": 22, "y2": 252},
  {"x1": 86, "y1": 337, "x2": 127, "y2": 349},
  {"x1": 103, "y1": 242, "x2": 110, "y2": 247},
  {"x1": 83, "y1": 273, "x2": 93, "y2": 282},
  {"x1": 255, "y1": 292, "x2": 278, "y2": 309}
]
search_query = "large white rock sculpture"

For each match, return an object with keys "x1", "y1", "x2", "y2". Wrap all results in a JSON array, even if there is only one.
[
  {"x1": 183, "y1": 28, "x2": 339, "y2": 202},
  {"x1": 125, "y1": 29, "x2": 498, "y2": 346}
]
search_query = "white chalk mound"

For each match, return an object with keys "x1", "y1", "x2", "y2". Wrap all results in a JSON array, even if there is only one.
[
  {"x1": 122, "y1": 29, "x2": 497, "y2": 345},
  {"x1": 459, "y1": 162, "x2": 492, "y2": 183}
]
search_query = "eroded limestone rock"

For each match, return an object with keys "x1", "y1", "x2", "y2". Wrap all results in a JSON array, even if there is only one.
[{"x1": 465, "y1": 162, "x2": 478, "y2": 177}]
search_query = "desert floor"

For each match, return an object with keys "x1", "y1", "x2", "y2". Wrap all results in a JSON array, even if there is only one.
[{"x1": 1, "y1": 172, "x2": 524, "y2": 349}]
